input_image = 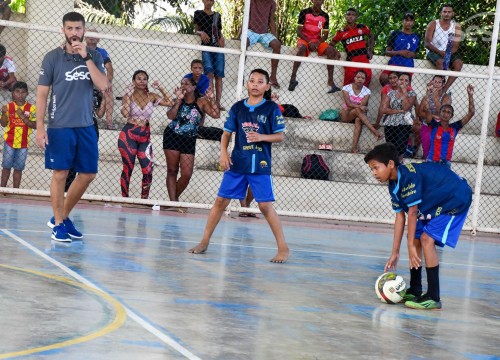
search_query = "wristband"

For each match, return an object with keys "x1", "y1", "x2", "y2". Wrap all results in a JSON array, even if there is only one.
[{"x1": 82, "y1": 53, "x2": 92, "y2": 62}]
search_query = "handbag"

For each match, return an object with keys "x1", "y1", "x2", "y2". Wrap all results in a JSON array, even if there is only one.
[{"x1": 319, "y1": 109, "x2": 340, "y2": 121}]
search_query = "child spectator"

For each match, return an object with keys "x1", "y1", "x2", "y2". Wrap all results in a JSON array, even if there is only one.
[
  {"x1": 379, "y1": 13, "x2": 420, "y2": 86},
  {"x1": 183, "y1": 59, "x2": 210, "y2": 96},
  {"x1": 422, "y1": 84, "x2": 475, "y2": 167},
  {"x1": 425, "y1": 4, "x2": 463, "y2": 93},
  {"x1": 365, "y1": 142, "x2": 472, "y2": 310},
  {"x1": 340, "y1": 70, "x2": 382, "y2": 153},
  {"x1": 330, "y1": 8, "x2": 374, "y2": 87},
  {"x1": 188, "y1": 69, "x2": 289, "y2": 263},
  {"x1": 375, "y1": 70, "x2": 414, "y2": 128},
  {"x1": 85, "y1": 29, "x2": 115, "y2": 129},
  {"x1": 240, "y1": 0, "x2": 281, "y2": 88},
  {"x1": 0, "y1": 44, "x2": 17, "y2": 91},
  {"x1": 0, "y1": 81, "x2": 36, "y2": 188},
  {"x1": 194, "y1": 0, "x2": 226, "y2": 110},
  {"x1": 288, "y1": 0, "x2": 341, "y2": 93},
  {"x1": 417, "y1": 75, "x2": 451, "y2": 159}
]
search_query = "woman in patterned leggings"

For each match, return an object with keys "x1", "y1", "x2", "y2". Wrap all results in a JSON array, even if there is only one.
[{"x1": 118, "y1": 70, "x2": 173, "y2": 198}]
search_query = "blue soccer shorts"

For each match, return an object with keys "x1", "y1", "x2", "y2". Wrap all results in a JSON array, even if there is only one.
[
  {"x1": 218, "y1": 170, "x2": 275, "y2": 203},
  {"x1": 45, "y1": 126, "x2": 98, "y2": 173},
  {"x1": 415, "y1": 209, "x2": 470, "y2": 248}
]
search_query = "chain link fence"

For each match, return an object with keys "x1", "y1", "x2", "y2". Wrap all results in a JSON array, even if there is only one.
[{"x1": 0, "y1": 0, "x2": 498, "y2": 232}]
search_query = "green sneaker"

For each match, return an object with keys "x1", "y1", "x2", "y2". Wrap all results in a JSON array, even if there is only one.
[
  {"x1": 405, "y1": 294, "x2": 442, "y2": 310},
  {"x1": 399, "y1": 292, "x2": 420, "y2": 303}
]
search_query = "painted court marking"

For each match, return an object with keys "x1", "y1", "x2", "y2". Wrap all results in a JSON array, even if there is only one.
[
  {"x1": 0, "y1": 264, "x2": 127, "y2": 359},
  {"x1": 8, "y1": 228, "x2": 500, "y2": 271},
  {"x1": 1, "y1": 229, "x2": 202, "y2": 360}
]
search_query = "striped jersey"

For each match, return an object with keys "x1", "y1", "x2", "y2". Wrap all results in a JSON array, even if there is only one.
[
  {"x1": 427, "y1": 118, "x2": 462, "y2": 162},
  {"x1": 3, "y1": 101, "x2": 36, "y2": 149},
  {"x1": 332, "y1": 24, "x2": 371, "y2": 62}
]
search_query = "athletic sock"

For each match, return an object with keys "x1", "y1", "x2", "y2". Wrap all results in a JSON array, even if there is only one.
[
  {"x1": 409, "y1": 266, "x2": 422, "y2": 295},
  {"x1": 425, "y1": 265, "x2": 440, "y2": 301}
]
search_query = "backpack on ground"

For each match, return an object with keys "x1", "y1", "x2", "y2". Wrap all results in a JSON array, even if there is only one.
[{"x1": 301, "y1": 154, "x2": 330, "y2": 180}]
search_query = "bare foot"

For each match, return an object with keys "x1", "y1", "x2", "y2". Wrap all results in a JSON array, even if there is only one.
[
  {"x1": 269, "y1": 78, "x2": 281, "y2": 89},
  {"x1": 375, "y1": 132, "x2": 384, "y2": 140},
  {"x1": 351, "y1": 148, "x2": 359, "y2": 154},
  {"x1": 270, "y1": 248, "x2": 290, "y2": 263},
  {"x1": 188, "y1": 243, "x2": 208, "y2": 254}
]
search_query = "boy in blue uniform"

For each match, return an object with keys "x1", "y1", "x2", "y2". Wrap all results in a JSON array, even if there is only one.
[
  {"x1": 364, "y1": 143, "x2": 472, "y2": 309},
  {"x1": 189, "y1": 69, "x2": 289, "y2": 263}
]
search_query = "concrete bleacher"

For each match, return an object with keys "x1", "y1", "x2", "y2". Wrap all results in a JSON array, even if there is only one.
[{"x1": 1, "y1": 16, "x2": 499, "y2": 230}]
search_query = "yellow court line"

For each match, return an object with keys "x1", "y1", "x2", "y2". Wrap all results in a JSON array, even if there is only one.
[{"x1": 0, "y1": 264, "x2": 127, "y2": 359}]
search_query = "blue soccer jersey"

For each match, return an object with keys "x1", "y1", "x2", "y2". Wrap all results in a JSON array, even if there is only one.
[
  {"x1": 387, "y1": 30, "x2": 420, "y2": 68},
  {"x1": 388, "y1": 162, "x2": 472, "y2": 219},
  {"x1": 223, "y1": 99, "x2": 285, "y2": 174}
]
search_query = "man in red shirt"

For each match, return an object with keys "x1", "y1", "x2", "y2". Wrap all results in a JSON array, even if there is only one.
[
  {"x1": 330, "y1": 8, "x2": 374, "y2": 87},
  {"x1": 288, "y1": 0, "x2": 341, "y2": 93}
]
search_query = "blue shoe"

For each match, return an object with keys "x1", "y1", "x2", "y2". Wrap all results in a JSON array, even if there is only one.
[
  {"x1": 63, "y1": 217, "x2": 83, "y2": 239},
  {"x1": 51, "y1": 224, "x2": 71, "y2": 242},
  {"x1": 47, "y1": 216, "x2": 55, "y2": 229}
]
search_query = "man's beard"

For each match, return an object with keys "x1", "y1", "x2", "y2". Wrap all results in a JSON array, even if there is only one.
[{"x1": 65, "y1": 35, "x2": 84, "y2": 45}]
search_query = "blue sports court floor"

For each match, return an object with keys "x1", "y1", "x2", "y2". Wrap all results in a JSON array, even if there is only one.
[{"x1": 0, "y1": 197, "x2": 499, "y2": 359}]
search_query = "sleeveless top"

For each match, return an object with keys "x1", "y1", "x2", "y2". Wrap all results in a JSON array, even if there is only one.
[
  {"x1": 168, "y1": 100, "x2": 204, "y2": 137},
  {"x1": 129, "y1": 94, "x2": 161, "y2": 121},
  {"x1": 428, "y1": 20, "x2": 456, "y2": 53}
]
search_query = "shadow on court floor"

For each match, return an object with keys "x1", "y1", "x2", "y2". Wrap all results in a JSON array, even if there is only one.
[{"x1": 0, "y1": 197, "x2": 499, "y2": 360}]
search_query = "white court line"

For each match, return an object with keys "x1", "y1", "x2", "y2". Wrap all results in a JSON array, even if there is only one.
[
  {"x1": 7, "y1": 228, "x2": 500, "y2": 271},
  {"x1": 1, "y1": 229, "x2": 202, "y2": 360}
]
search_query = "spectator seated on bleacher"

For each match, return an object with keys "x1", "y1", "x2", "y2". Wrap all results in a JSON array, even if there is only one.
[{"x1": 0, "y1": 44, "x2": 17, "y2": 91}]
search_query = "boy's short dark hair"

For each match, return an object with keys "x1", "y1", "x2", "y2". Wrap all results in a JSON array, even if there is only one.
[
  {"x1": 364, "y1": 143, "x2": 400, "y2": 166},
  {"x1": 0, "y1": 44, "x2": 6, "y2": 58},
  {"x1": 441, "y1": 3, "x2": 453, "y2": 11},
  {"x1": 191, "y1": 59, "x2": 203, "y2": 68},
  {"x1": 12, "y1": 81, "x2": 28, "y2": 92},
  {"x1": 249, "y1": 68, "x2": 270, "y2": 83},
  {"x1": 62, "y1": 12, "x2": 85, "y2": 26},
  {"x1": 346, "y1": 7, "x2": 357, "y2": 14}
]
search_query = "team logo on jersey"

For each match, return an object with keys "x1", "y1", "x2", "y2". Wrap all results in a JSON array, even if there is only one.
[
  {"x1": 358, "y1": 29, "x2": 363, "y2": 35},
  {"x1": 256, "y1": 115, "x2": 267, "y2": 124},
  {"x1": 39, "y1": 68, "x2": 45, "y2": 76},
  {"x1": 404, "y1": 163, "x2": 416, "y2": 173},
  {"x1": 242, "y1": 121, "x2": 259, "y2": 133},
  {"x1": 65, "y1": 65, "x2": 91, "y2": 81},
  {"x1": 346, "y1": 35, "x2": 364, "y2": 45},
  {"x1": 260, "y1": 160, "x2": 268, "y2": 168},
  {"x1": 276, "y1": 115, "x2": 284, "y2": 125}
]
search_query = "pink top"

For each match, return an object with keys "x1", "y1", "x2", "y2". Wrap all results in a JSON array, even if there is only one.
[
  {"x1": 342, "y1": 84, "x2": 371, "y2": 110},
  {"x1": 129, "y1": 95, "x2": 161, "y2": 121}
]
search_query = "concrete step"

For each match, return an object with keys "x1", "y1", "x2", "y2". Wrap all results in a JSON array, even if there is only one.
[{"x1": 7, "y1": 152, "x2": 499, "y2": 231}]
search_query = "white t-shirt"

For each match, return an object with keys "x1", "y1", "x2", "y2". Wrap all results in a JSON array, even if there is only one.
[
  {"x1": 0, "y1": 56, "x2": 16, "y2": 81},
  {"x1": 342, "y1": 84, "x2": 371, "y2": 109}
]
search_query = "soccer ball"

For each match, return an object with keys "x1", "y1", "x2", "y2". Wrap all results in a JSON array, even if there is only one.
[{"x1": 375, "y1": 272, "x2": 407, "y2": 304}]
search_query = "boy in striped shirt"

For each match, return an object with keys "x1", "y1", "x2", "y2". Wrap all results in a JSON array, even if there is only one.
[{"x1": 0, "y1": 81, "x2": 36, "y2": 187}]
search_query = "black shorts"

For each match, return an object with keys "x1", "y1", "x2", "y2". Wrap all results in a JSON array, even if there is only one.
[{"x1": 163, "y1": 126, "x2": 197, "y2": 155}]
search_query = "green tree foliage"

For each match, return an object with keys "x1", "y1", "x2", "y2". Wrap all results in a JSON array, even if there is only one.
[
  {"x1": 10, "y1": 0, "x2": 26, "y2": 14},
  {"x1": 78, "y1": 0, "x2": 498, "y2": 65}
]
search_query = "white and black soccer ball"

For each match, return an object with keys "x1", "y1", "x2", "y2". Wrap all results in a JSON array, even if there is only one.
[{"x1": 375, "y1": 272, "x2": 407, "y2": 304}]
